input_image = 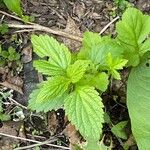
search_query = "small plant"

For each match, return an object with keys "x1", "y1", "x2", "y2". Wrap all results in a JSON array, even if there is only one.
[
  {"x1": 28, "y1": 7, "x2": 150, "y2": 150},
  {"x1": 0, "y1": 46, "x2": 20, "y2": 66},
  {"x1": 2, "y1": 0, "x2": 34, "y2": 22}
]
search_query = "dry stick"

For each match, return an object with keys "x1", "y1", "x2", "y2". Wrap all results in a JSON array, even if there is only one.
[
  {"x1": 14, "y1": 139, "x2": 57, "y2": 150},
  {"x1": 0, "y1": 10, "x2": 34, "y2": 24},
  {"x1": 0, "y1": 132, "x2": 70, "y2": 150},
  {"x1": 9, "y1": 97, "x2": 28, "y2": 110},
  {"x1": 7, "y1": 23, "x2": 82, "y2": 42},
  {"x1": 99, "y1": 16, "x2": 120, "y2": 35}
]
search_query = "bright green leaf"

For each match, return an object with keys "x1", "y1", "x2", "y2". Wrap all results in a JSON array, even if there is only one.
[
  {"x1": 31, "y1": 35, "x2": 71, "y2": 73},
  {"x1": 33, "y1": 60, "x2": 65, "y2": 76},
  {"x1": 0, "y1": 113, "x2": 10, "y2": 121},
  {"x1": 79, "y1": 72, "x2": 109, "y2": 92},
  {"x1": 116, "y1": 7, "x2": 150, "y2": 66},
  {"x1": 67, "y1": 60, "x2": 90, "y2": 83},
  {"x1": 28, "y1": 87, "x2": 67, "y2": 112},
  {"x1": 111, "y1": 121, "x2": 128, "y2": 139},
  {"x1": 127, "y1": 54, "x2": 150, "y2": 150},
  {"x1": 36, "y1": 76, "x2": 70, "y2": 103},
  {"x1": 64, "y1": 86, "x2": 104, "y2": 142},
  {"x1": 3, "y1": 0, "x2": 23, "y2": 17}
]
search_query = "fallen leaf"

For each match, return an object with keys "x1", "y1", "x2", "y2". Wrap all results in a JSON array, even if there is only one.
[
  {"x1": 47, "y1": 111, "x2": 58, "y2": 135},
  {"x1": 21, "y1": 44, "x2": 32, "y2": 63},
  {"x1": 62, "y1": 17, "x2": 81, "y2": 51},
  {"x1": 0, "y1": 81, "x2": 23, "y2": 94}
]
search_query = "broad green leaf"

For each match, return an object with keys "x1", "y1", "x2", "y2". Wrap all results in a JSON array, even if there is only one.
[
  {"x1": 3, "y1": 0, "x2": 22, "y2": 17},
  {"x1": 127, "y1": 54, "x2": 150, "y2": 150},
  {"x1": 116, "y1": 8, "x2": 150, "y2": 66},
  {"x1": 28, "y1": 88, "x2": 67, "y2": 112},
  {"x1": 78, "y1": 72, "x2": 109, "y2": 92},
  {"x1": 33, "y1": 60, "x2": 65, "y2": 76},
  {"x1": 36, "y1": 76, "x2": 70, "y2": 103},
  {"x1": 101, "y1": 53, "x2": 128, "y2": 80},
  {"x1": 67, "y1": 60, "x2": 90, "y2": 83},
  {"x1": 31, "y1": 35, "x2": 71, "y2": 72},
  {"x1": 79, "y1": 37, "x2": 124, "y2": 66},
  {"x1": 77, "y1": 32, "x2": 102, "y2": 59},
  {"x1": 111, "y1": 121, "x2": 128, "y2": 139},
  {"x1": 64, "y1": 86, "x2": 104, "y2": 142}
]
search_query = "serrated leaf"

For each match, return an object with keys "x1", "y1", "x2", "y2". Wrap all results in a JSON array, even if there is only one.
[
  {"x1": 64, "y1": 86, "x2": 104, "y2": 142},
  {"x1": 101, "y1": 53, "x2": 128, "y2": 80},
  {"x1": 116, "y1": 8, "x2": 150, "y2": 66},
  {"x1": 37, "y1": 76, "x2": 70, "y2": 103},
  {"x1": 3, "y1": 0, "x2": 23, "y2": 17},
  {"x1": 78, "y1": 36, "x2": 124, "y2": 66},
  {"x1": 28, "y1": 87, "x2": 67, "y2": 112},
  {"x1": 33, "y1": 60, "x2": 65, "y2": 76},
  {"x1": 127, "y1": 54, "x2": 150, "y2": 150},
  {"x1": 77, "y1": 32, "x2": 103, "y2": 60},
  {"x1": 79, "y1": 72, "x2": 109, "y2": 92},
  {"x1": 111, "y1": 121, "x2": 128, "y2": 139},
  {"x1": 31, "y1": 35, "x2": 71, "y2": 73},
  {"x1": 67, "y1": 60, "x2": 90, "y2": 83}
]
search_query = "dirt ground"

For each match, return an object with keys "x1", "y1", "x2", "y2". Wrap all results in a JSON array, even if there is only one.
[{"x1": 0, "y1": 0, "x2": 150, "y2": 150}]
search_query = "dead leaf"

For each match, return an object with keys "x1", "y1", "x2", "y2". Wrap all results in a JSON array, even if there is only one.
[
  {"x1": 62, "y1": 17, "x2": 81, "y2": 51},
  {"x1": 73, "y1": 2, "x2": 85, "y2": 19},
  {"x1": 47, "y1": 111, "x2": 58, "y2": 135},
  {"x1": 0, "y1": 121, "x2": 21, "y2": 150},
  {"x1": 0, "y1": 81, "x2": 23, "y2": 94},
  {"x1": 63, "y1": 123, "x2": 81, "y2": 149},
  {"x1": 21, "y1": 44, "x2": 32, "y2": 63}
]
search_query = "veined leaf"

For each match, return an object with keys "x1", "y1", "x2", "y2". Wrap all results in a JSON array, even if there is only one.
[
  {"x1": 67, "y1": 60, "x2": 90, "y2": 83},
  {"x1": 36, "y1": 76, "x2": 70, "y2": 103},
  {"x1": 127, "y1": 54, "x2": 150, "y2": 150},
  {"x1": 116, "y1": 8, "x2": 150, "y2": 66},
  {"x1": 31, "y1": 35, "x2": 71, "y2": 72},
  {"x1": 28, "y1": 88, "x2": 67, "y2": 112},
  {"x1": 78, "y1": 72, "x2": 109, "y2": 92},
  {"x1": 111, "y1": 121, "x2": 128, "y2": 140},
  {"x1": 64, "y1": 86, "x2": 104, "y2": 142},
  {"x1": 33, "y1": 60, "x2": 65, "y2": 76},
  {"x1": 77, "y1": 32, "x2": 102, "y2": 59},
  {"x1": 3, "y1": 0, "x2": 22, "y2": 17}
]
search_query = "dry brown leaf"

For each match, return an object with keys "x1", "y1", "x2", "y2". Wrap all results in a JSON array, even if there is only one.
[
  {"x1": 73, "y1": 2, "x2": 85, "y2": 19},
  {"x1": 47, "y1": 111, "x2": 58, "y2": 135},
  {"x1": 0, "y1": 81, "x2": 23, "y2": 94},
  {"x1": 62, "y1": 17, "x2": 81, "y2": 51},
  {"x1": 63, "y1": 123, "x2": 81, "y2": 149},
  {"x1": 21, "y1": 44, "x2": 32, "y2": 63},
  {"x1": 0, "y1": 122, "x2": 21, "y2": 150}
]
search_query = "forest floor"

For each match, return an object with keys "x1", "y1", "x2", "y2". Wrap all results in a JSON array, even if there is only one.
[{"x1": 0, "y1": 0, "x2": 150, "y2": 150}]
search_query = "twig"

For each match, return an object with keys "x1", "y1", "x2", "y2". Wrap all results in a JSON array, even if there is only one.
[
  {"x1": 14, "y1": 139, "x2": 57, "y2": 150},
  {"x1": 0, "y1": 132, "x2": 70, "y2": 150},
  {"x1": 7, "y1": 23, "x2": 82, "y2": 42},
  {"x1": 14, "y1": 29, "x2": 35, "y2": 33},
  {"x1": 8, "y1": 97, "x2": 28, "y2": 110},
  {"x1": 99, "y1": 16, "x2": 120, "y2": 35},
  {"x1": 0, "y1": 10, "x2": 33, "y2": 24}
]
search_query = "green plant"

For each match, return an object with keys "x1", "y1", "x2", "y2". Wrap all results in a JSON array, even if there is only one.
[
  {"x1": 28, "y1": 7, "x2": 150, "y2": 150},
  {"x1": 28, "y1": 31, "x2": 127, "y2": 149},
  {"x1": 2, "y1": 0, "x2": 34, "y2": 22},
  {"x1": 0, "y1": 46, "x2": 20, "y2": 66}
]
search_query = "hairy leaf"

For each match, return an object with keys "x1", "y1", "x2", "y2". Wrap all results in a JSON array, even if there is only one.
[
  {"x1": 67, "y1": 60, "x2": 90, "y2": 83},
  {"x1": 33, "y1": 60, "x2": 65, "y2": 76},
  {"x1": 31, "y1": 35, "x2": 71, "y2": 73},
  {"x1": 28, "y1": 88, "x2": 67, "y2": 112},
  {"x1": 3, "y1": 0, "x2": 22, "y2": 17},
  {"x1": 116, "y1": 8, "x2": 150, "y2": 66},
  {"x1": 64, "y1": 86, "x2": 104, "y2": 142},
  {"x1": 36, "y1": 76, "x2": 70, "y2": 103},
  {"x1": 127, "y1": 54, "x2": 150, "y2": 150},
  {"x1": 78, "y1": 72, "x2": 109, "y2": 92}
]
